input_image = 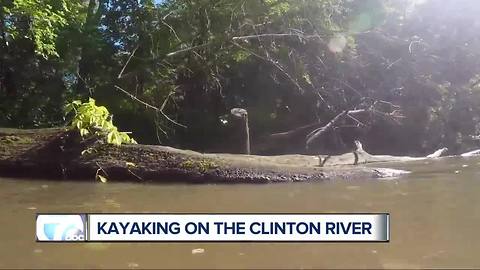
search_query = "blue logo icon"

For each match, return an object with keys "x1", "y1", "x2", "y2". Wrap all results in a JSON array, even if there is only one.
[{"x1": 36, "y1": 215, "x2": 86, "y2": 241}]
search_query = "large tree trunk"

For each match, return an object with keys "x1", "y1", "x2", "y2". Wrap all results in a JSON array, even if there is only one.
[{"x1": 0, "y1": 128, "x2": 410, "y2": 183}]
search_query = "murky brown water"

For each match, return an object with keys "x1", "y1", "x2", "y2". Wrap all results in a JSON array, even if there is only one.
[{"x1": 1, "y1": 157, "x2": 480, "y2": 269}]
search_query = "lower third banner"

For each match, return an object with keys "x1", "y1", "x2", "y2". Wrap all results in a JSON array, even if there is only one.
[{"x1": 36, "y1": 213, "x2": 389, "y2": 242}]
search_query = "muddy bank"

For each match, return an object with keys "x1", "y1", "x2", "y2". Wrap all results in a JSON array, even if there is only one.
[{"x1": 0, "y1": 128, "x2": 410, "y2": 183}]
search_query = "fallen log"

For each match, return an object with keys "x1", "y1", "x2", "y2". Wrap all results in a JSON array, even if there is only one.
[
  {"x1": 0, "y1": 127, "x2": 411, "y2": 183},
  {"x1": 319, "y1": 141, "x2": 449, "y2": 167},
  {"x1": 461, "y1": 149, "x2": 480, "y2": 157}
]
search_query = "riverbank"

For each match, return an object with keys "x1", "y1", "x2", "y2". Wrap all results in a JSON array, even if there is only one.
[{"x1": 0, "y1": 128, "x2": 411, "y2": 183}]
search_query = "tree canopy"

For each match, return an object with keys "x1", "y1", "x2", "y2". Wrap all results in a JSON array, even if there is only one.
[{"x1": 1, "y1": 0, "x2": 480, "y2": 155}]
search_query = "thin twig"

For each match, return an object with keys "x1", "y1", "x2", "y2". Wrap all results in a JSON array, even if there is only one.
[
  {"x1": 306, "y1": 109, "x2": 368, "y2": 149},
  {"x1": 231, "y1": 41, "x2": 304, "y2": 92},
  {"x1": 118, "y1": 45, "x2": 139, "y2": 79},
  {"x1": 166, "y1": 43, "x2": 210, "y2": 57},
  {"x1": 386, "y1": 58, "x2": 402, "y2": 70},
  {"x1": 160, "y1": 90, "x2": 175, "y2": 111},
  {"x1": 331, "y1": 78, "x2": 363, "y2": 98},
  {"x1": 347, "y1": 113, "x2": 366, "y2": 127},
  {"x1": 116, "y1": 45, "x2": 187, "y2": 129},
  {"x1": 114, "y1": 85, "x2": 158, "y2": 110},
  {"x1": 232, "y1": 33, "x2": 320, "y2": 41},
  {"x1": 162, "y1": 10, "x2": 174, "y2": 20},
  {"x1": 95, "y1": 162, "x2": 108, "y2": 176},
  {"x1": 114, "y1": 85, "x2": 187, "y2": 128},
  {"x1": 127, "y1": 168, "x2": 143, "y2": 180},
  {"x1": 76, "y1": 72, "x2": 94, "y2": 96},
  {"x1": 161, "y1": 19, "x2": 182, "y2": 43}
]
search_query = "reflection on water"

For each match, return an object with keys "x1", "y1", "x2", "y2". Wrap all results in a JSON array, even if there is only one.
[{"x1": 1, "y1": 157, "x2": 480, "y2": 269}]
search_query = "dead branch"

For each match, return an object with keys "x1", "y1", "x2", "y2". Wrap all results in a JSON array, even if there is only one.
[
  {"x1": 306, "y1": 109, "x2": 367, "y2": 149},
  {"x1": 331, "y1": 78, "x2": 363, "y2": 98},
  {"x1": 305, "y1": 104, "x2": 406, "y2": 149},
  {"x1": 116, "y1": 46, "x2": 187, "y2": 129},
  {"x1": 268, "y1": 122, "x2": 321, "y2": 140},
  {"x1": 266, "y1": 95, "x2": 403, "y2": 151},
  {"x1": 161, "y1": 17, "x2": 182, "y2": 43},
  {"x1": 232, "y1": 33, "x2": 320, "y2": 41},
  {"x1": 165, "y1": 43, "x2": 210, "y2": 57},
  {"x1": 114, "y1": 85, "x2": 158, "y2": 110},
  {"x1": 113, "y1": 85, "x2": 187, "y2": 128},
  {"x1": 231, "y1": 41, "x2": 304, "y2": 92},
  {"x1": 118, "y1": 45, "x2": 139, "y2": 79}
]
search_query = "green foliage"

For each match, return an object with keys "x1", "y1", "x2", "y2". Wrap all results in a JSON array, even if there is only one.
[
  {"x1": 3, "y1": 0, "x2": 480, "y2": 156},
  {"x1": 5, "y1": 0, "x2": 83, "y2": 57},
  {"x1": 65, "y1": 98, "x2": 137, "y2": 145}
]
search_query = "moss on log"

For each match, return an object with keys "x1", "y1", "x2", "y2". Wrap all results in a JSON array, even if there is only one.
[{"x1": 0, "y1": 128, "x2": 410, "y2": 183}]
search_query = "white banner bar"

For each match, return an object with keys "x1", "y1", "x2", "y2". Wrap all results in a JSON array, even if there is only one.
[{"x1": 87, "y1": 214, "x2": 389, "y2": 242}]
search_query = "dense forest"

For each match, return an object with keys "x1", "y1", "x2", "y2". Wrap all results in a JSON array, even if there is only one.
[{"x1": 1, "y1": 0, "x2": 480, "y2": 156}]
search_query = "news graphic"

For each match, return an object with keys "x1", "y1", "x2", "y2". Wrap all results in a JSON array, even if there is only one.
[
  {"x1": 36, "y1": 213, "x2": 389, "y2": 242},
  {"x1": 36, "y1": 214, "x2": 86, "y2": 242}
]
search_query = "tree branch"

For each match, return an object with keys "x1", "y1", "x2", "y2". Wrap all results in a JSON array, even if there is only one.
[
  {"x1": 165, "y1": 43, "x2": 210, "y2": 57},
  {"x1": 305, "y1": 110, "x2": 367, "y2": 149},
  {"x1": 232, "y1": 33, "x2": 321, "y2": 41},
  {"x1": 231, "y1": 41, "x2": 304, "y2": 92},
  {"x1": 113, "y1": 85, "x2": 187, "y2": 129},
  {"x1": 116, "y1": 46, "x2": 187, "y2": 129},
  {"x1": 118, "y1": 45, "x2": 139, "y2": 79}
]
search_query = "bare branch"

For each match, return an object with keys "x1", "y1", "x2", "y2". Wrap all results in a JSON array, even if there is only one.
[
  {"x1": 118, "y1": 45, "x2": 139, "y2": 79},
  {"x1": 160, "y1": 90, "x2": 175, "y2": 111},
  {"x1": 162, "y1": 10, "x2": 174, "y2": 21},
  {"x1": 386, "y1": 57, "x2": 402, "y2": 70},
  {"x1": 165, "y1": 43, "x2": 210, "y2": 58},
  {"x1": 114, "y1": 85, "x2": 159, "y2": 110},
  {"x1": 163, "y1": 32, "x2": 323, "y2": 59},
  {"x1": 306, "y1": 109, "x2": 367, "y2": 149},
  {"x1": 76, "y1": 71, "x2": 94, "y2": 96},
  {"x1": 268, "y1": 122, "x2": 321, "y2": 140},
  {"x1": 116, "y1": 45, "x2": 187, "y2": 129},
  {"x1": 232, "y1": 33, "x2": 321, "y2": 41},
  {"x1": 265, "y1": 95, "x2": 403, "y2": 151},
  {"x1": 161, "y1": 19, "x2": 182, "y2": 43},
  {"x1": 114, "y1": 85, "x2": 187, "y2": 129},
  {"x1": 331, "y1": 78, "x2": 363, "y2": 98},
  {"x1": 231, "y1": 41, "x2": 304, "y2": 92},
  {"x1": 347, "y1": 113, "x2": 366, "y2": 127},
  {"x1": 95, "y1": 161, "x2": 108, "y2": 177}
]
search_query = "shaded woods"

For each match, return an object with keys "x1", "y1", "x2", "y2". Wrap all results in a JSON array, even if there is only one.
[{"x1": 1, "y1": 0, "x2": 480, "y2": 156}]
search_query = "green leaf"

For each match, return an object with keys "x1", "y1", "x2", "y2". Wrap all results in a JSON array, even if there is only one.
[
  {"x1": 233, "y1": 51, "x2": 251, "y2": 62},
  {"x1": 113, "y1": 133, "x2": 122, "y2": 145},
  {"x1": 66, "y1": 98, "x2": 136, "y2": 146},
  {"x1": 64, "y1": 104, "x2": 74, "y2": 115},
  {"x1": 107, "y1": 131, "x2": 122, "y2": 145},
  {"x1": 107, "y1": 131, "x2": 114, "y2": 144},
  {"x1": 79, "y1": 128, "x2": 89, "y2": 137}
]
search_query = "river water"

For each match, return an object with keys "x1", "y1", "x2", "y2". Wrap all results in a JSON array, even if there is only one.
[{"x1": 1, "y1": 156, "x2": 480, "y2": 269}]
